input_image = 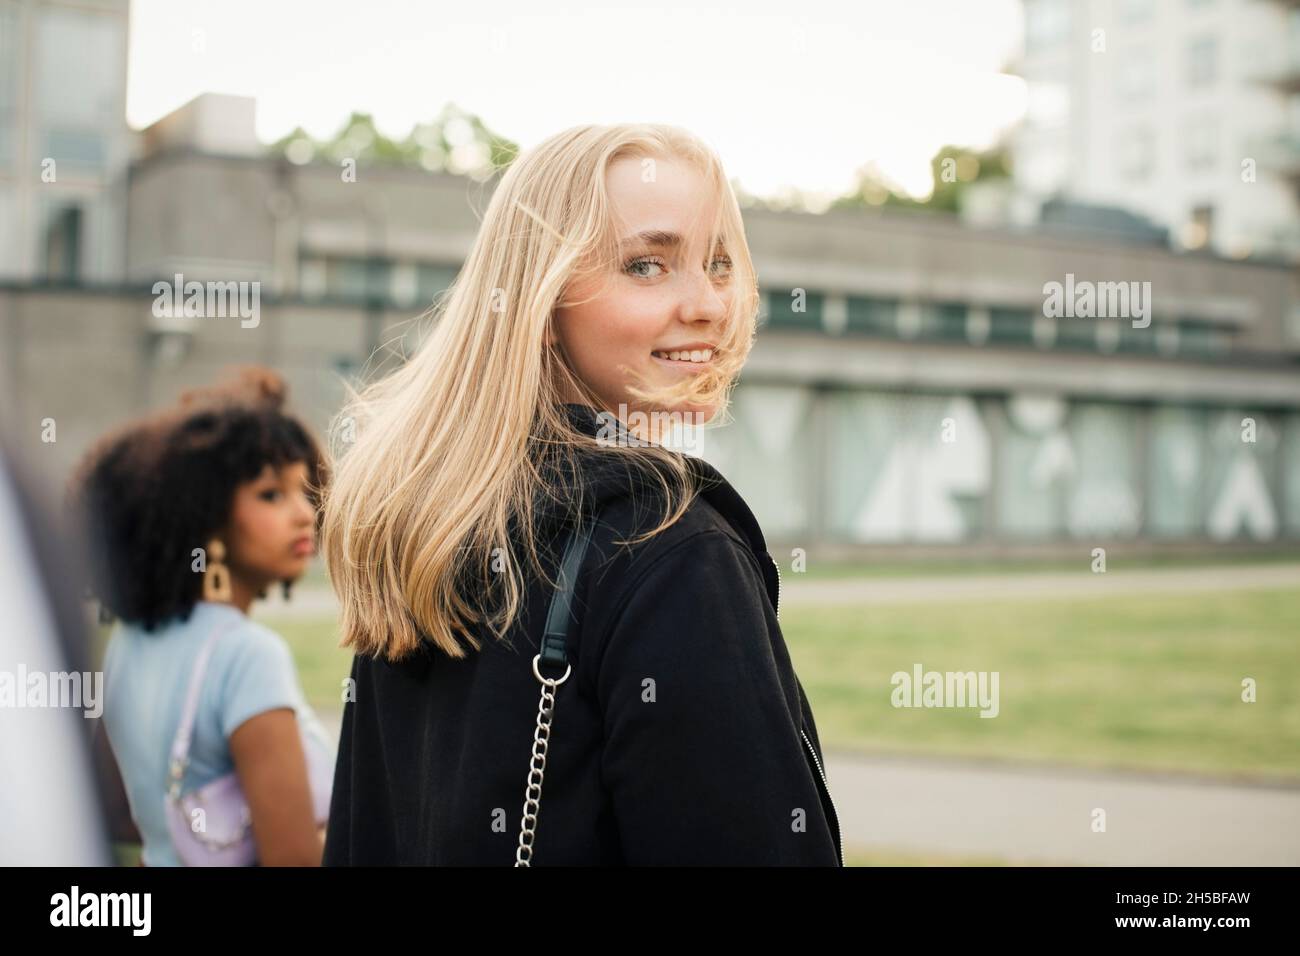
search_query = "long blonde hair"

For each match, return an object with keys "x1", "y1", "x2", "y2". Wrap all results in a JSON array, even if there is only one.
[{"x1": 320, "y1": 123, "x2": 760, "y2": 661}]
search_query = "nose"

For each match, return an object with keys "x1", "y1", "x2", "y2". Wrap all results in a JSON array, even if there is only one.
[{"x1": 678, "y1": 263, "x2": 729, "y2": 327}]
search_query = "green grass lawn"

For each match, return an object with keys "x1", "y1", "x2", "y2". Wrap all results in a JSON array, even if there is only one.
[
  {"x1": 780, "y1": 586, "x2": 1300, "y2": 781},
  {"x1": 264, "y1": 615, "x2": 355, "y2": 715},
  {"x1": 260, "y1": 583, "x2": 1300, "y2": 782}
]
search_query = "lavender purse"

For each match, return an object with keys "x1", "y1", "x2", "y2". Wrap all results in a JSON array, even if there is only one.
[{"x1": 164, "y1": 617, "x2": 334, "y2": 866}]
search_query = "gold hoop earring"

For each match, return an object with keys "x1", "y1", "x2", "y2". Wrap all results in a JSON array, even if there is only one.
[{"x1": 203, "y1": 538, "x2": 233, "y2": 603}]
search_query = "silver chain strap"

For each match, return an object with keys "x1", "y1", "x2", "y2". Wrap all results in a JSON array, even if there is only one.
[{"x1": 514, "y1": 652, "x2": 572, "y2": 866}]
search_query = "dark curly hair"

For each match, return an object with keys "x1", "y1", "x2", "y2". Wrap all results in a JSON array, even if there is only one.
[{"x1": 68, "y1": 366, "x2": 329, "y2": 631}]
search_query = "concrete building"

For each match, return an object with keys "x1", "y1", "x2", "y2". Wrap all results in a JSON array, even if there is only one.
[
  {"x1": 3, "y1": 89, "x2": 1299, "y2": 556},
  {"x1": 1012, "y1": 0, "x2": 1300, "y2": 261}
]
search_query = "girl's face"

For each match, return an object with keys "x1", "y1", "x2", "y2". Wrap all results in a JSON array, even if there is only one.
[
  {"x1": 552, "y1": 154, "x2": 733, "y2": 425},
  {"x1": 223, "y1": 461, "x2": 317, "y2": 593}
]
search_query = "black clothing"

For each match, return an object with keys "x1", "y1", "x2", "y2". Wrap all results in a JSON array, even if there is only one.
[{"x1": 323, "y1": 404, "x2": 843, "y2": 865}]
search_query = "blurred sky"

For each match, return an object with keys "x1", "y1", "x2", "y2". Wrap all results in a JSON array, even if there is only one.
[{"x1": 126, "y1": 0, "x2": 1027, "y2": 203}]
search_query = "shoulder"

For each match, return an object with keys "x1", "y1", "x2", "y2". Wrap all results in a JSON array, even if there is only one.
[
  {"x1": 165, "y1": 611, "x2": 296, "y2": 705},
  {"x1": 596, "y1": 522, "x2": 764, "y2": 616},
  {"x1": 210, "y1": 616, "x2": 294, "y2": 679},
  {"x1": 208, "y1": 616, "x2": 302, "y2": 736},
  {"x1": 578, "y1": 491, "x2": 771, "y2": 670},
  {"x1": 585, "y1": 479, "x2": 761, "y2": 596},
  {"x1": 581, "y1": 443, "x2": 770, "y2": 591},
  {"x1": 589, "y1": 467, "x2": 755, "y2": 569}
]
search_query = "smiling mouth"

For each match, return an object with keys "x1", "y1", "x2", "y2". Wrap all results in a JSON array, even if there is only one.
[{"x1": 651, "y1": 348, "x2": 714, "y2": 365}]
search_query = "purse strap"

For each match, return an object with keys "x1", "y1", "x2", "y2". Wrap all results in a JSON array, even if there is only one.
[
  {"x1": 168, "y1": 613, "x2": 242, "y2": 800},
  {"x1": 514, "y1": 509, "x2": 597, "y2": 867}
]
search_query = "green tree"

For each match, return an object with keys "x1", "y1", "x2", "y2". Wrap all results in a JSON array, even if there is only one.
[
  {"x1": 270, "y1": 103, "x2": 518, "y2": 178},
  {"x1": 833, "y1": 143, "x2": 1011, "y2": 214}
]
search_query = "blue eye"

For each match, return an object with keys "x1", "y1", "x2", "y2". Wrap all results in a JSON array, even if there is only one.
[
  {"x1": 625, "y1": 256, "x2": 665, "y2": 278},
  {"x1": 624, "y1": 255, "x2": 732, "y2": 280}
]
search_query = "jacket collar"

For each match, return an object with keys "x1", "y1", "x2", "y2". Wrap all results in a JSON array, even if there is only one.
[{"x1": 558, "y1": 403, "x2": 771, "y2": 558}]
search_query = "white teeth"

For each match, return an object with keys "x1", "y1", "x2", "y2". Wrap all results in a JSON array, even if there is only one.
[{"x1": 653, "y1": 349, "x2": 713, "y2": 363}]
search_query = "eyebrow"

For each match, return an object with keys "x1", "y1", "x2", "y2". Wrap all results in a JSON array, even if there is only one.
[
  {"x1": 619, "y1": 230, "x2": 683, "y2": 248},
  {"x1": 618, "y1": 230, "x2": 728, "y2": 251}
]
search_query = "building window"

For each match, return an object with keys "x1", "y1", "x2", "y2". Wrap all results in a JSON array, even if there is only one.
[
  {"x1": 918, "y1": 302, "x2": 968, "y2": 340},
  {"x1": 1025, "y1": 0, "x2": 1070, "y2": 49},
  {"x1": 1178, "y1": 319, "x2": 1233, "y2": 356},
  {"x1": 333, "y1": 356, "x2": 360, "y2": 382},
  {"x1": 333, "y1": 259, "x2": 371, "y2": 302},
  {"x1": 1117, "y1": 0, "x2": 1154, "y2": 21},
  {"x1": 36, "y1": 7, "x2": 125, "y2": 174},
  {"x1": 766, "y1": 288, "x2": 824, "y2": 329},
  {"x1": 1117, "y1": 126, "x2": 1156, "y2": 181},
  {"x1": 844, "y1": 296, "x2": 896, "y2": 336},
  {"x1": 1184, "y1": 115, "x2": 1217, "y2": 170},
  {"x1": 416, "y1": 263, "x2": 457, "y2": 306},
  {"x1": 1119, "y1": 316, "x2": 1160, "y2": 354},
  {"x1": 43, "y1": 129, "x2": 106, "y2": 167},
  {"x1": 43, "y1": 203, "x2": 82, "y2": 282},
  {"x1": 298, "y1": 255, "x2": 390, "y2": 304},
  {"x1": 0, "y1": 2, "x2": 18, "y2": 171},
  {"x1": 988, "y1": 307, "x2": 1035, "y2": 346},
  {"x1": 1116, "y1": 56, "x2": 1155, "y2": 103},
  {"x1": 1055, "y1": 314, "x2": 1098, "y2": 351},
  {"x1": 1187, "y1": 35, "x2": 1217, "y2": 87}
]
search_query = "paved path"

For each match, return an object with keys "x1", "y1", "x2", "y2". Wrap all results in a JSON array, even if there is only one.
[
  {"x1": 261, "y1": 587, "x2": 339, "y2": 616},
  {"x1": 823, "y1": 749, "x2": 1300, "y2": 865},
  {"x1": 779, "y1": 563, "x2": 1300, "y2": 606}
]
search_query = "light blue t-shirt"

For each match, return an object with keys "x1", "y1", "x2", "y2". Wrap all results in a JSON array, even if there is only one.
[{"x1": 102, "y1": 600, "x2": 335, "y2": 866}]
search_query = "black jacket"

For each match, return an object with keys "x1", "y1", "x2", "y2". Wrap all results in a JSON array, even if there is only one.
[{"x1": 323, "y1": 404, "x2": 843, "y2": 866}]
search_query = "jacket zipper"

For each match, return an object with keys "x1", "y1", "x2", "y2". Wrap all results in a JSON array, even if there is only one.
[
  {"x1": 769, "y1": 552, "x2": 781, "y2": 616},
  {"x1": 800, "y1": 727, "x2": 844, "y2": 867},
  {"x1": 769, "y1": 552, "x2": 842, "y2": 865}
]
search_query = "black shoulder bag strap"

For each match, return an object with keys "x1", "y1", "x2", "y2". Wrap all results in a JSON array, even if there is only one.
[{"x1": 514, "y1": 508, "x2": 597, "y2": 867}]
